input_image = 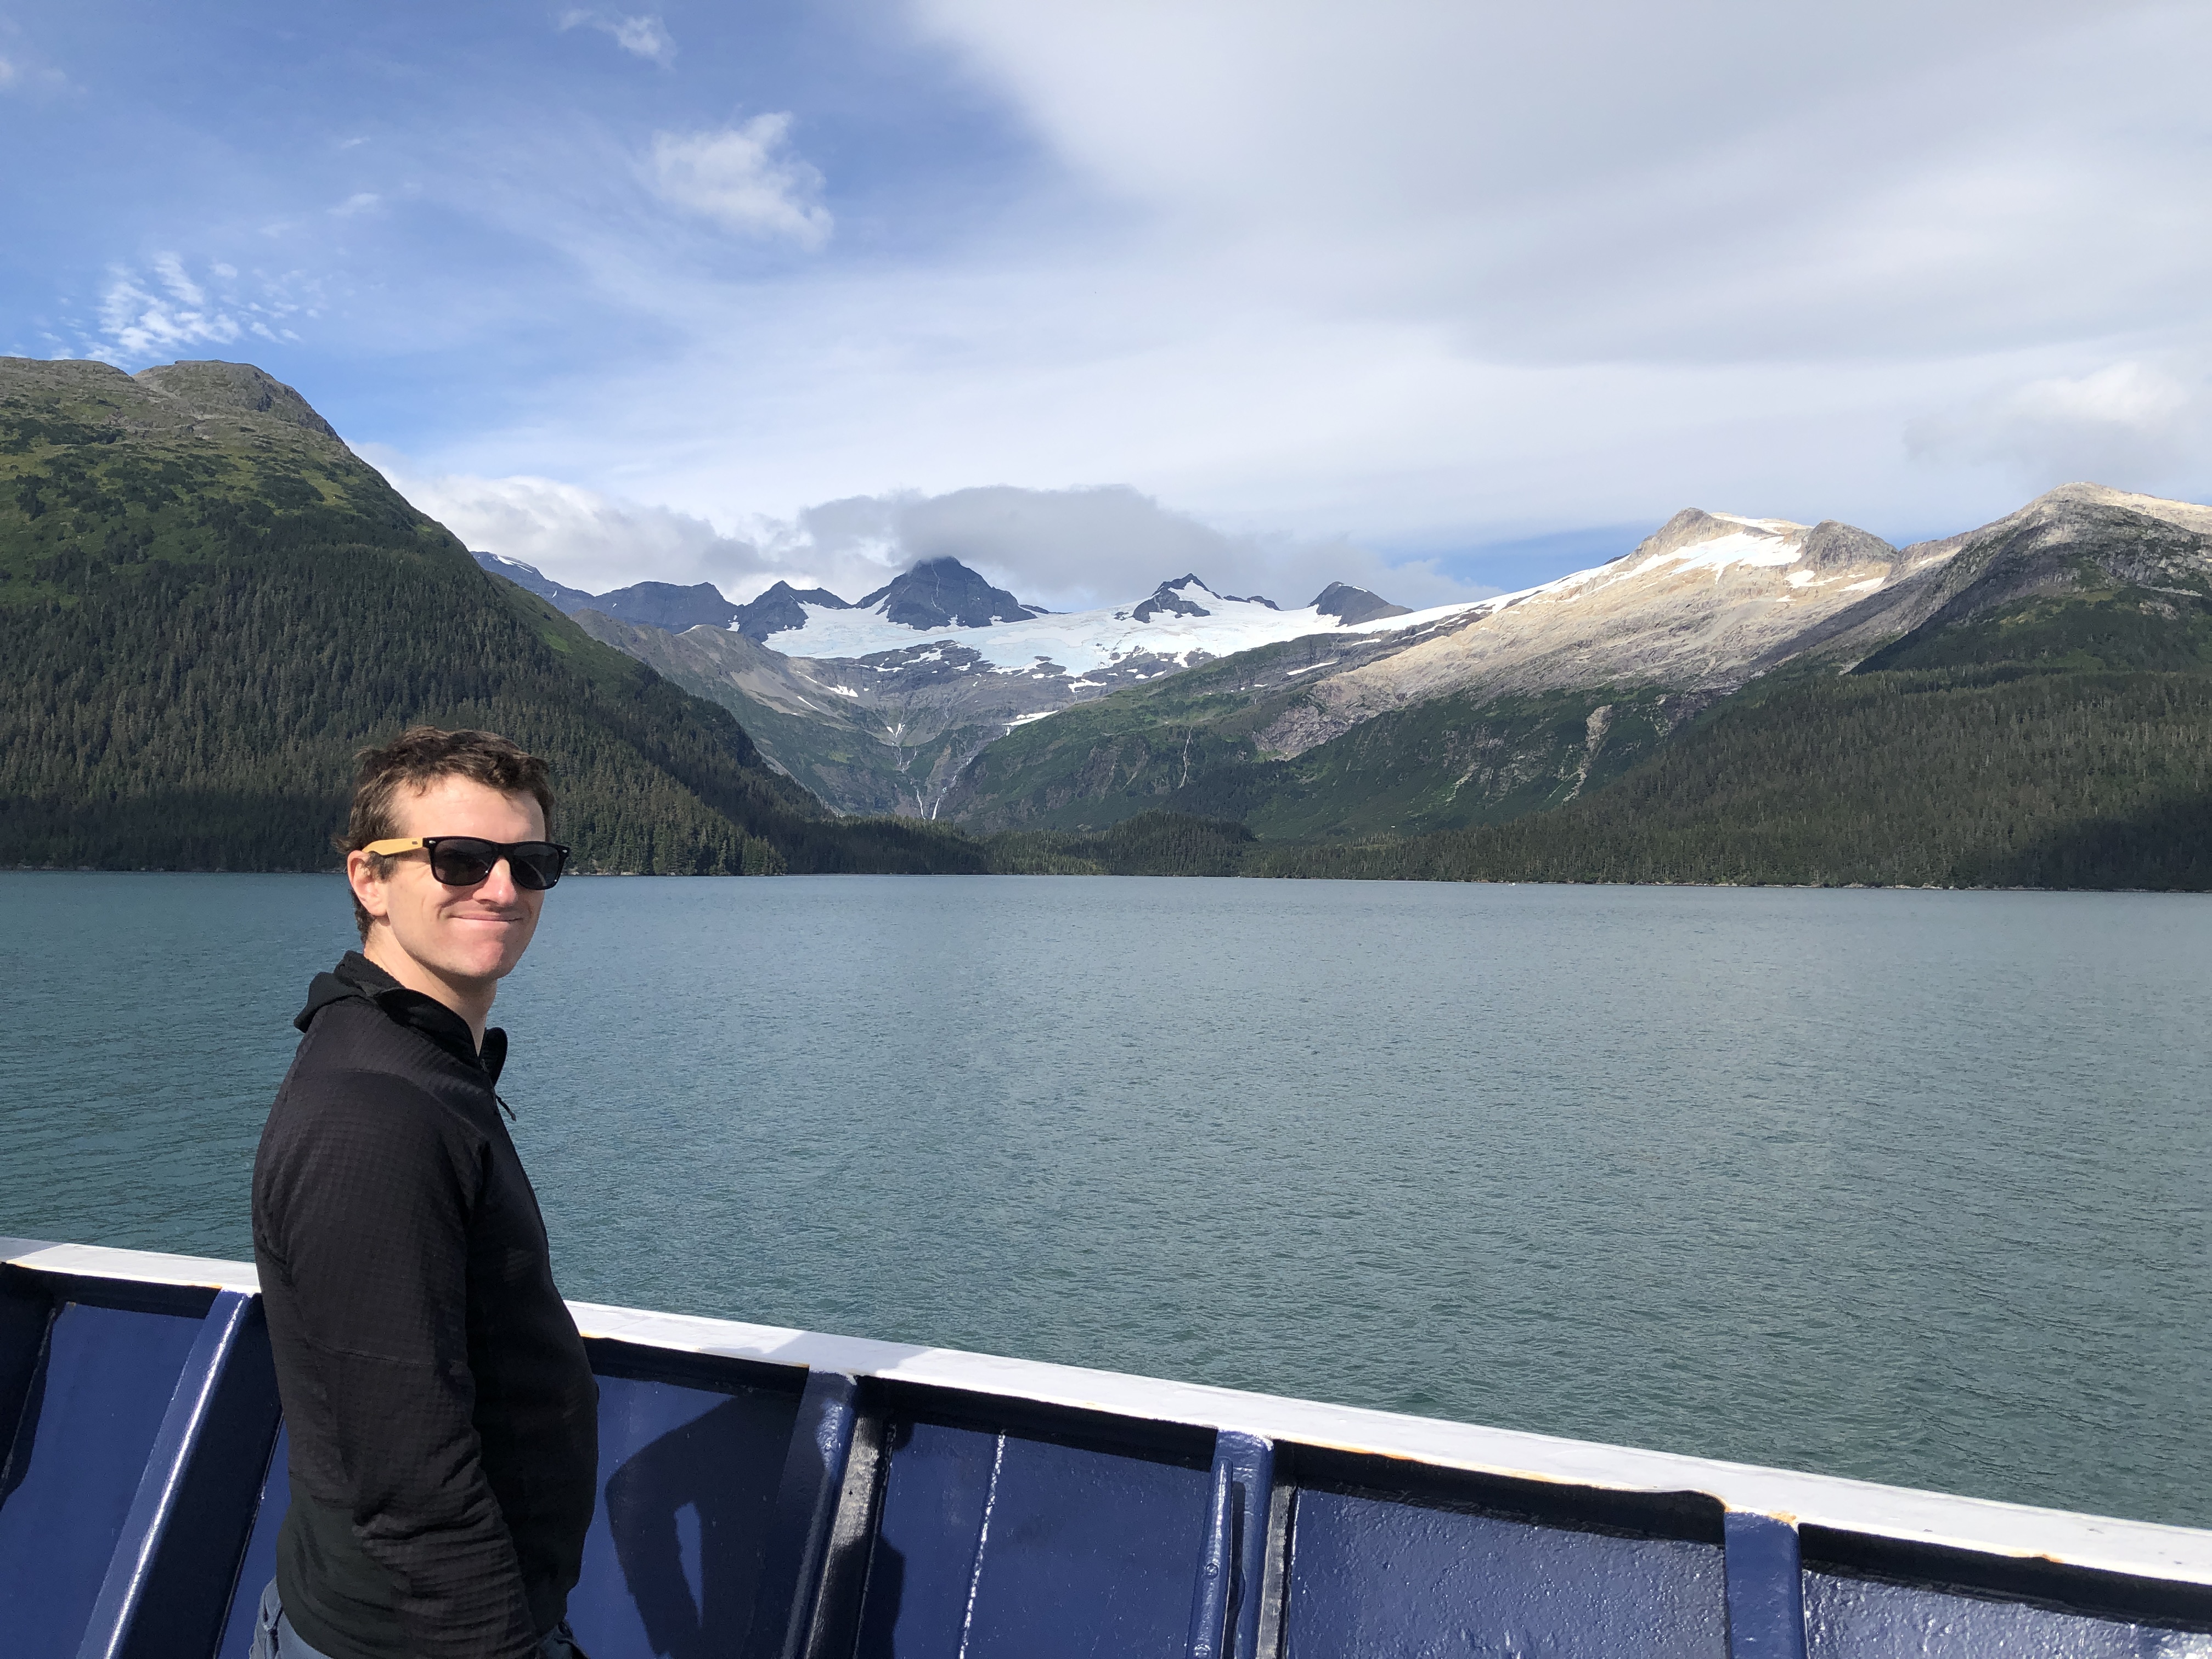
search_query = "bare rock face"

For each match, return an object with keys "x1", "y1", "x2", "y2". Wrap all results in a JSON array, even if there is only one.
[
  {"x1": 132, "y1": 360, "x2": 340, "y2": 438},
  {"x1": 857, "y1": 556, "x2": 1042, "y2": 629},
  {"x1": 1276, "y1": 509, "x2": 1909, "y2": 755},
  {"x1": 1312, "y1": 582, "x2": 1413, "y2": 625},
  {"x1": 1131, "y1": 577, "x2": 1214, "y2": 621},
  {"x1": 588, "y1": 580, "x2": 741, "y2": 631},
  {"x1": 0, "y1": 356, "x2": 344, "y2": 447},
  {"x1": 1800, "y1": 520, "x2": 1897, "y2": 572},
  {"x1": 730, "y1": 580, "x2": 853, "y2": 641}
]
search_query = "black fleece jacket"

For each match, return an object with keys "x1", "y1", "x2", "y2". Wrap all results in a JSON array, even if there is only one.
[{"x1": 252, "y1": 952, "x2": 598, "y2": 1659}]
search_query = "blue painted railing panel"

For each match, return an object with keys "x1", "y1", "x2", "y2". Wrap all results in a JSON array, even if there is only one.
[
  {"x1": 742, "y1": 1369, "x2": 859, "y2": 1659},
  {"x1": 1724, "y1": 1511, "x2": 1808, "y2": 1659},
  {"x1": 87, "y1": 1289, "x2": 284, "y2": 1659},
  {"x1": 855, "y1": 1419, "x2": 1215, "y2": 1659},
  {"x1": 1802, "y1": 1571, "x2": 2211, "y2": 1658},
  {"x1": 1284, "y1": 1489, "x2": 1731, "y2": 1658},
  {"x1": 569, "y1": 1367, "x2": 803, "y2": 1657},
  {"x1": 0, "y1": 1296, "x2": 208, "y2": 1656},
  {"x1": 215, "y1": 1426, "x2": 290, "y2": 1659},
  {"x1": 1186, "y1": 1432, "x2": 1273, "y2": 1659}
]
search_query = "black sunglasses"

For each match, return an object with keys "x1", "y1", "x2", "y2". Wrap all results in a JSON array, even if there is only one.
[{"x1": 362, "y1": 836, "x2": 571, "y2": 890}]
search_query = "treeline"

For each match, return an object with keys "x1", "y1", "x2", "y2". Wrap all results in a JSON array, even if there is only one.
[
  {"x1": 1251, "y1": 668, "x2": 2212, "y2": 890},
  {"x1": 984, "y1": 811, "x2": 1258, "y2": 876}
]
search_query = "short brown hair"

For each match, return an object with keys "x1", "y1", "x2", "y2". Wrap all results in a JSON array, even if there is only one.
[{"x1": 338, "y1": 726, "x2": 556, "y2": 938}]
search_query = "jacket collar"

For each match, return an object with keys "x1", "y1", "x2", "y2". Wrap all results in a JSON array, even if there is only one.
[{"x1": 296, "y1": 950, "x2": 507, "y2": 1083}]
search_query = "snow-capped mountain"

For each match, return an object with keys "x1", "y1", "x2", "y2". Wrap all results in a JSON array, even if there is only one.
[
  {"x1": 731, "y1": 560, "x2": 1426, "y2": 681},
  {"x1": 506, "y1": 489, "x2": 2212, "y2": 826},
  {"x1": 1262, "y1": 508, "x2": 1921, "y2": 754},
  {"x1": 543, "y1": 559, "x2": 1434, "y2": 816}
]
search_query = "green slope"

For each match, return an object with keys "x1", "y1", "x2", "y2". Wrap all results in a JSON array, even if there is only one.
[
  {"x1": 938, "y1": 637, "x2": 1706, "y2": 844},
  {"x1": 0, "y1": 357, "x2": 984, "y2": 875},
  {"x1": 569, "y1": 608, "x2": 1014, "y2": 818},
  {"x1": 1260, "y1": 652, "x2": 2212, "y2": 890}
]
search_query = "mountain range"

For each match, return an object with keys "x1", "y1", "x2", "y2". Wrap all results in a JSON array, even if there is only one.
[
  {"x1": 478, "y1": 551, "x2": 1426, "y2": 816},
  {"x1": 480, "y1": 481, "x2": 2212, "y2": 887},
  {"x1": 9, "y1": 352, "x2": 2209, "y2": 889}
]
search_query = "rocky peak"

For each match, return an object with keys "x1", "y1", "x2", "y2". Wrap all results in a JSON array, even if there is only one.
[
  {"x1": 1131, "y1": 575, "x2": 1217, "y2": 622},
  {"x1": 1624, "y1": 509, "x2": 1807, "y2": 565},
  {"x1": 730, "y1": 579, "x2": 854, "y2": 641},
  {"x1": 1312, "y1": 582, "x2": 1412, "y2": 625},
  {"x1": 589, "y1": 580, "x2": 741, "y2": 632},
  {"x1": 858, "y1": 556, "x2": 1041, "y2": 630},
  {"x1": 133, "y1": 360, "x2": 339, "y2": 439},
  {"x1": 2018, "y1": 482, "x2": 2212, "y2": 538},
  {"x1": 1798, "y1": 521, "x2": 1896, "y2": 572}
]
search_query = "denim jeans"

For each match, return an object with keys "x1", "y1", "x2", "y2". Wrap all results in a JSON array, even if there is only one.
[{"x1": 247, "y1": 1580, "x2": 587, "y2": 1658}]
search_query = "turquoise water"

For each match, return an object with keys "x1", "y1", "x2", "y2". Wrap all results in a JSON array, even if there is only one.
[{"x1": 2, "y1": 872, "x2": 2208, "y2": 1530}]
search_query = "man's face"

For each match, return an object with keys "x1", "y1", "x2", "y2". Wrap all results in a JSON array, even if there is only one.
[{"x1": 349, "y1": 775, "x2": 548, "y2": 989}]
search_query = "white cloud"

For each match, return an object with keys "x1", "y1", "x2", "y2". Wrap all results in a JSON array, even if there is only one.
[
  {"x1": 97, "y1": 257, "x2": 239, "y2": 361},
  {"x1": 648, "y1": 119, "x2": 832, "y2": 249},
  {"x1": 330, "y1": 191, "x2": 381, "y2": 217},
  {"x1": 81, "y1": 257, "x2": 313, "y2": 365},
  {"x1": 558, "y1": 9, "x2": 675, "y2": 67},
  {"x1": 151, "y1": 252, "x2": 204, "y2": 306},
  {"x1": 0, "y1": 56, "x2": 17, "y2": 88},
  {"x1": 109, "y1": 1, "x2": 2209, "y2": 580},
  {"x1": 1907, "y1": 362, "x2": 2204, "y2": 492},
  {"x1": 364, "y1": 457, "x2": 781, "y2": 596},
  {"x1": 383, "y1": 0, "x2": 2212, "y2": 568},
  {"x1": 780, "y1": 484, "x2": 1489, "y2": 611}
]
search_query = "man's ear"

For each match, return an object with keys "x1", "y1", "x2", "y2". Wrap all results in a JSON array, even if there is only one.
[{"x1": 347, "y1": 849, "x2": 392, "y2": 932}]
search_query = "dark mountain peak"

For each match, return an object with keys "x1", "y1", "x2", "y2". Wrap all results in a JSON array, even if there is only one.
[
  {"x1": 859, "y1": 556, "x2": 1041, "y2": 630},
  {"x1": 1131, "y1": 574, "x2": 1217, "y2": 622},
  {"x1": 1311, "y1": 582, "x2": 1412, "y2": 625},
  {"x1": 590, "y1": 580, "x2": 741, "y2": 633},
  {"x1": 472, "y1": 551, "x2": 596, "y2": 614},
  {"x1": 133, "y1": 360, "x2": 340, "y2": 439},
  {"x1": 1799, "y1": 521, "x2": 1895, "y2": 572},
  {"x1": 730, "y1": 579, "x2": 854, "y2": 641}
]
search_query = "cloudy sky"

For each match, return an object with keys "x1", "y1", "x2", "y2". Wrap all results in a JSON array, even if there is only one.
[{"x1": 5, "y1": 2, "x2": 2209, "y2": 608}]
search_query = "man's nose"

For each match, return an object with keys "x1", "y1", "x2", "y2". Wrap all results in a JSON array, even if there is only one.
[{"x1": 477, "y1": 857, "x2": 521, "y2": 902}]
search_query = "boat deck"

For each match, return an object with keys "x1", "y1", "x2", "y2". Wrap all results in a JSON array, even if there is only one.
[{"x1": 3, "y1": 1239, "x2": 2208, "y2": 1657}]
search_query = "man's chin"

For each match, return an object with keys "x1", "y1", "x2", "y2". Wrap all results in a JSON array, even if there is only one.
[{"x1": 418, "y1": 944, "x2": 526, "y2": 986}]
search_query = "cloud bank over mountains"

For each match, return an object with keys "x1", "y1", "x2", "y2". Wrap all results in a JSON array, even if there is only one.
[{"x1": 375, "y1": 456, "x2": 1485, "y2": 614}]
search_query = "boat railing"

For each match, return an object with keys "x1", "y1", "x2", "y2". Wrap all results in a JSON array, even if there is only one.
[{"x1": 3, "y1": 1239, "x2": 2208, "y2": 1658}]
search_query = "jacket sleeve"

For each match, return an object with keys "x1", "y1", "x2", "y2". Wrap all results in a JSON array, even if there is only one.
[{"x1": 263, "y1": 1068, "x2": 542, "y2": 1659}]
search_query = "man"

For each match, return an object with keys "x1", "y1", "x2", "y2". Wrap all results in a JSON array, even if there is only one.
[{"x1": 251, "y1": 726, "x2": 598, "y2": 1659}]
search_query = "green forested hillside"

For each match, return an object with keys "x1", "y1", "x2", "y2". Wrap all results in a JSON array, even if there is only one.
[
  {"x1": 0, "y1": 358, "x2": 983, "y2": 874},
  {"x1": 1256, "y1": 663, "x2": 2212, "y2": 888}
]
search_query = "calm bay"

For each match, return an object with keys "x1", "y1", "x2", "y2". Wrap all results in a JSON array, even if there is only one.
[{"x1": 2, "y1": 871, "x2": 2207, "y2": 1531}]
